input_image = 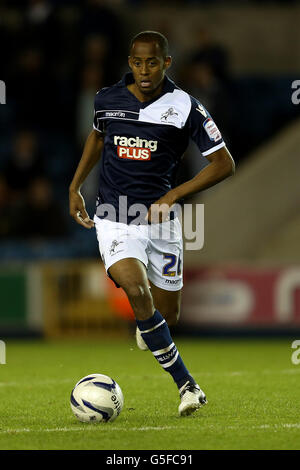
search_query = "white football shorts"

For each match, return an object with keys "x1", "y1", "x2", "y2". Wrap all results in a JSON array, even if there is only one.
[{"x1": 94, "y1": 214, "x2": 183, "y2": 291}]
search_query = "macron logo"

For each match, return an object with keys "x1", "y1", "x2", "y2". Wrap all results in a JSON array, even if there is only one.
[
  {"x1": 196, "y1": 104, "x2": 207, "y2": 117},
  {"x1": 106, "y1": 111, "x2": 125, "y2": 118}
]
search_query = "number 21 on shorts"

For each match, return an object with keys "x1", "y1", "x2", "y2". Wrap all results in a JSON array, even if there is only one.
[{"x1": 162, "y1": 254, "x2": 181, "y2": 277}]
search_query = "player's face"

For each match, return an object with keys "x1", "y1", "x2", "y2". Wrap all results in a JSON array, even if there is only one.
[{"x1": 128, "y1": 41, "x2": 171, "y2": 98}]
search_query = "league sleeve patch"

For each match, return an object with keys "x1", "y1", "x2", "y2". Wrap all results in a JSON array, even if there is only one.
[{"x1": 203, "y1": 118, "x2": 222, "y2": 142}]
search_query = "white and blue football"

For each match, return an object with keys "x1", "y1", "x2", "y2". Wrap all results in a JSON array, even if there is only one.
[{"x1": 70, "y1": 373, "x2": 124, "y2": 423}]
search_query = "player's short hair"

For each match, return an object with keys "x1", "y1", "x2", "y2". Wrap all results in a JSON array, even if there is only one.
[{"x1": 129, "y1": 31, "x2": 169, "y2": 58}]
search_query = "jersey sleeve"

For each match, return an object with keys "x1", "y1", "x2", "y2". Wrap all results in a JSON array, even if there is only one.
[
  {"x1": 93, "y1": 89, "x2": 107, "y2": 133},
  {"x1": 188, "y1": 95, "x2": 225, "y2": 157}
]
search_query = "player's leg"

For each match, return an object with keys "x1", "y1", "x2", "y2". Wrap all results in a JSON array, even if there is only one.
[
  {"x1": 108, "y1": 258, "x2": 154, "y2": 321},
  {"x1": 135, "y1": 283, "x2": 181, "y2": 350},
  {"x1": 141, "y1": 281, "x2": 206, "y2": 416},
  {"x1": 145, "y1": 282, "x2": 207, "y2": 416},
  {"x1": 148, "y1": 281, "x2": 181, "y2": 326},
  {"x1": 144, "y1": 218, "x2": 207, "y2": 416},
  {"x1": 109, "y1": 258, "x2": 203, "y2": 410}
]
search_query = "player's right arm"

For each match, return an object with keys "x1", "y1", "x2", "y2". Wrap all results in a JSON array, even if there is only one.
[{"x1": 69, "y1": 129, "x2": 104, "y2": 229}]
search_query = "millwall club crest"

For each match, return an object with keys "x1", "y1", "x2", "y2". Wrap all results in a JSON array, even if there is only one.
[
  {"x1": 160, "y1": 107, "x2": 178, "y2": 122},
  {"x1": 109, "y1": 239, "x2": 124, "y2": 255}
]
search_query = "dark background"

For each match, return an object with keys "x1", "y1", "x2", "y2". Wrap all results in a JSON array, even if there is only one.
[{"x1": 0, "y1": 0, "x2": 299, "y2": 259}]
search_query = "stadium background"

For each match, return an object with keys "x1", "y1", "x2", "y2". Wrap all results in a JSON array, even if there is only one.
[{"x1": 0, "y1": 0, "x2": 300, "y2": 339}]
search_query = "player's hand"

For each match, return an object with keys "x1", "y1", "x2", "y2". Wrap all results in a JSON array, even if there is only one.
[
  {"x1": 145, "y1": 191, "x2": 176, "y2": 224},
  {"x1": 69, "y1": 189, "x2": 94, "y2": 229}
]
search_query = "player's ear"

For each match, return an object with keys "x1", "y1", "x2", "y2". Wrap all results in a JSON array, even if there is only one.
[
  {"x1": 164, "y1": 56, "x2": 172, "y2": 71},
  {"x1": 128, "y1": 56, "x2": 133, "y2": 69}
]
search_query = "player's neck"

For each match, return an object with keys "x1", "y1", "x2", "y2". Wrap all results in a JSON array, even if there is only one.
[{"x1": 127, "y1": 82, "x2": 164, "y2": 103}]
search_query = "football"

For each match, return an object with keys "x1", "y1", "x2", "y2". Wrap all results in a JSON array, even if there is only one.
[{"x1": 70, "y1": 373, "x2": 124, "y2": 423}]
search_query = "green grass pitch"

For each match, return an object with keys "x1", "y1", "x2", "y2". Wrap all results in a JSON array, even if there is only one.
[{"x1": 0, "y1": 337, "x2": 299, "y2": 450}]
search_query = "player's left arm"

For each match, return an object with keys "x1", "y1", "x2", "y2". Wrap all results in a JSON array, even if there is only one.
[
  {"x1": 169, "y1": 145, "x2": 235, "y2": 202},
  {"x1": 146, "y1": 146, "x2": 234, "y2": 223}
]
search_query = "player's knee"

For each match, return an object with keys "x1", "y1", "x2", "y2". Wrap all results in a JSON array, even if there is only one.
[{"x1": 124, "y1": 283, "x2": 147, "y2": 300}]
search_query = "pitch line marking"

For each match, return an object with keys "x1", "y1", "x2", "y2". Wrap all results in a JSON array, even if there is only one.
[
  {"x1": 0, "y1": 425, "x2": 177, "y2": 434},
  {"x1": 1, "y1": 423, "x2": 300, "y2": 435}
]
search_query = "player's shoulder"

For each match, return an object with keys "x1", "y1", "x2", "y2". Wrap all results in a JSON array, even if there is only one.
[
  {"x1": 170, "y1": 81, "x2": 207, "y2": 120},
  {"x1": 94, "y1": 78, "x2": 125, "y2": 106},
  {"x1": 187, "y1": 93, "x2": 211, "y2": 122},
  {"x1": 94, "y1": 85, "x2": 114, "y2": 106},
  {"x1": 167, "y1": 79, "x2": 191, "y2": 108},
  {"x1": 95, "y1": 86, "x2": 110, "y2": 96},
  {"x1": 188, "y1": 93, "x2": 200, "y2": 107}
]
